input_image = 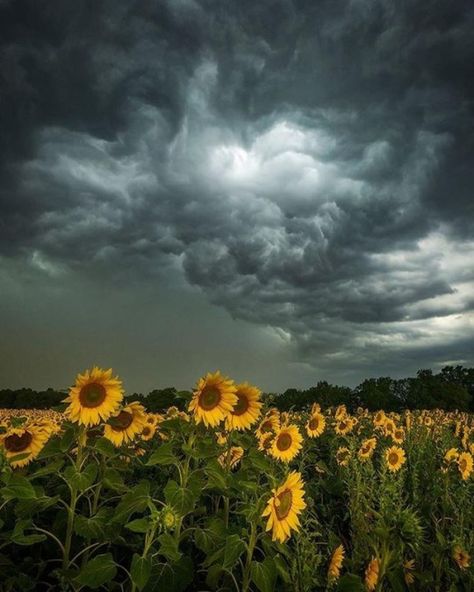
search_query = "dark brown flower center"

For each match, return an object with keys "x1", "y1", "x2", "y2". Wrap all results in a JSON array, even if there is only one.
[
  {"x1": 5, "y1": 431, "x2": 33, "y2": 453},
  {"x1": 79, "y1": 383, "x2": 107, "y2": 408},
  {"x1": 275, "y1": 489, "x2": 293, "y2": 520},
  {"x1": 142, "y1": 427, "x2": 151, "y2": 437},
  {"x1": 460, "y1": 459, "x2": 467, "y2": 471},
  {"x1": 199, "y1": 386, "x2": 221, "y2": 411},
  {"x1": 232, "y1": 393, "x2": 249, "y2": 416},
  {"x1": 112, "y1": 411, "x2": 134, "y2": 432},
  {"x1": 276, "y1": 432, "x2": 292, "y2": 451},
  {"x1": 308, "y1": 417, "x2": 319, "y2": 431},
  {"x1": 389, "y1": 452, "x2": 399, "y2": 465},
  {"x1": 260, "y1": 420, "x2": 273, "y2": 433}
]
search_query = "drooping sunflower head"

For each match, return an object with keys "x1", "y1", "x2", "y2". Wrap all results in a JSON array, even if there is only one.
[
  {"x1": 453, "y1": 545, "x2": 470, "y2": 570},
  {"x1": 262, "y1": 471, "x2": 306, "y2": 543},
  {"x1": 444, "y1": 447, "x2": 459, "y2": 464},
  {"x1": 306, "y1": 412, "x2": 326, "y2": 438},
  {"x1": 258, "y1": 432, "x2": 274, "y2": 453},
  {"x1": 391, "y1": 427, "x2": 405, "y2": 444},
  {"x1": 373, "y1": 410, "x2": 386, "y2": 427},
  {"x1": 335, "y1": 405, "x2": 347, "y2": 420},
  {"x1": 64, "y1": 367, "x2": 124, "y2": 427},
  {"x1": 255, "y1": 413, "x2": 281, "y2": 439},
  {"x1": 225, "y1": 383, "x2": 262, "y2": 431},
  {"x1": 385, "y1": 445, "x2": 406, "y2": 472},
  {"x1": 140, "y1": 423, "x2": 156, "y2": 442},
  {"x1": 218, "y1": 446, "x2": 244, "y2": 470},
  {"x1": 358, "y1": 437, "x2": 377, "y2": 460},
  {"x1": 270, "y1": 425, "x2": 303, "y2": 463},
  {"x1": 104, "y1": 402, "x2": 147, "y2": 447},
  {"x1": 1, "y1": 424, "x2": 49, "y2": 468},
  {"x1": 403, "y1": 559, "x2": 415, "y2": 585},
  {"x1": 458, "y1": 451, "x2": 473, "y2": 480},
  {"x1": 335, "y1": 417, "x2": 354, "y2": 436},
  {"x1": 365, "y1": 557, "x2": 380, "y2": 591},
  {"x1": 188, "y1": 371, "x2": 237, "y2": 428},
  {"x1": 328, "y1": 544, "x2": 345, "y2": 581},
  {"x1": 336, "y1": 446, "x2": 351, "y2": 467}
]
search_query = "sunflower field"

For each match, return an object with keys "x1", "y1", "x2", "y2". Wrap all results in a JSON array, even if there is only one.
[{"x1": 0, "y1": 368, "x2": 473, "y2": 591}]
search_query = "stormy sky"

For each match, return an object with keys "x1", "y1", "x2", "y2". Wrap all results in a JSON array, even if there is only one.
[{"x1": 1, "y1": 0, "x2": 473, "y2": 394}]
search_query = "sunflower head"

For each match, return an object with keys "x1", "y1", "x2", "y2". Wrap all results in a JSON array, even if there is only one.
[
  {"x1": 262, "y1": 471, "x2": 306, "y2": 543},
  {"x1": 358, "y1": 437, "x2": 377, "y2": 460},
  {"x1": 188, "y1": 371, "x2": 237, "y2": 427},
  {"x1": 365, "y1": 557, "x2": 380, "y2": 591},
  {"x1": 225, "y1": 383, "x2": 262, "y2": 431},
  {"x1": 1, "y1": 424, "x2": 49, "y2": 468},
  {"x1": 385, "y1": 445, "x2": 406, "y2": 472},
  {"x1": 453, "y1": 545, "x2": 470, "y2": 570},
  {"x1": 458, "y1": 451, "x2": 473, "y2": 480},
  {"x1": 270, "y1": 425, "x2": 303, "y2": 463},
  {"x1": 336, "y1": 446, "x2": 351, "y2": 467},
  {"x1": 104, "y1": 402, "x2": 147, "y2": 447},
  {"x1": 328, "y1": 544, "x2": 345, "y2": 581},
  {"x1": 64, "y1": 367, "x2": 124, "y2": 427},
  {"x1": 306, "y1": 412, "x2": 326, "y2": 438}
]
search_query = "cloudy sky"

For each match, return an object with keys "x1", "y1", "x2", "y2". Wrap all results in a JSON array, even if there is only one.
[{"x1": 1, "y1": 0, "x2": 473, "y2": 394}]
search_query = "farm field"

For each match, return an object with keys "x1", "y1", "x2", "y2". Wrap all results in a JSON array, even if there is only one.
[{"x1": 0, "y1": 368, "x2": 473, "y2": 591}]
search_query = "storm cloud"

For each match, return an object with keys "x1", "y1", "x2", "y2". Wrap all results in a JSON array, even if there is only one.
[{"x1": 1, "y1": 0, "x2": 473, "y2": 391}]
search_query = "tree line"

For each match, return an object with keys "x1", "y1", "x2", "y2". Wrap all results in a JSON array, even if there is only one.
[{"x1": 0, "y1": 365, "x2": 473, "y2": 413}]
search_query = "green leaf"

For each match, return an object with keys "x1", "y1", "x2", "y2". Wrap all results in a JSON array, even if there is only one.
[
  {"x1": 125, "y1": 517, "x2": 150, "y2": 534},
  {"x1": 94, "y1": 437, "x2": 116, "y2": 457},
  {"x1": 157, "y1": 533, "x2": 182, "y2": 562},
  {"x1": 103, "y1": 467, "x2": 127, "y2": 492},
  {"x1": 273, "y1": 554, "x2": 290, "y2": 584},
  {"x1": 146, "y1": 442, "x2": 176, "y2": 466},
  {"x1": 74, "y1": 508, "x2": 111, "y2": 540},
  {"x1": 64, "y1": 462, "x2": 97, "y2": 491},
  {"x1": 114, "y1": 481, "x2": 150, "y2": 523},
  {"x1": 205, "y1": 461, "x2": 228, "y2": 491},
  {"x1": 164, "y1": 480, "x2": 195, "y2": 516},
  {"x1": 131, "y1": 554, "x2": 152, "y2": 591},
  {"x1": 251, "y1": 558, "x2": 277, "y2": 592},
  {"x1": 223, "y1": 534, "x2": 246, "y2": 569},
  {"x1": 75, "y1": 553, "x2": 117, "y2": 589},
  {"x1": 145, "y1": 556, "x2": 193, "y2": 592},
  {"x1": 30, "y1": 458, "x2": 64, "y2": 478},
  {"x1": 2, "y1": 475, "x2": 37, "y2": 501},
  {"x1": 59, "y1": 426, "x2": 76, "y2": 452},
  {"x1": 336, "y1": 574, "x2": 365, "y2": 592}
]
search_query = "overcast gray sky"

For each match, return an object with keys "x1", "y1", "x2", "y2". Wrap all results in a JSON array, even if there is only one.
[{"x1": 1, "y1": 0, "x2": 473, "y2": 394}]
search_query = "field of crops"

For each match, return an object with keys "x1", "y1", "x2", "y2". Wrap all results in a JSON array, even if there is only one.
[{"x1": 0, "y1": 367, "x2": 473, "y2": 591}]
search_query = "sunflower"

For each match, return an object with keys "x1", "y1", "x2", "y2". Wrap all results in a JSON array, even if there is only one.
[
  {"x1": 358, "y1": 437, "x2": 377, "y2": 460},
  {"x1": 336, "y1": 446, "x2": 351, "y2": 467},
  {"x1": 391, "y1": 427, "x2": 405, "y2": 444},
  {"x1": 444, "y1": 447, "x2": 459, "y2": 464},
  {"x1": 458, "y1": 451, "x2": 473, "y2": 480},
  {"x1": 306, "y1": 412, "x2": 326, "y2": 438},
  {"x1": 328, "y1": 544, "x2": 344, "y2": 582},
  {"x1": 188, "y1": 371, "x2": 237, "y2": 427},
  {"x1": 403, "y1": 559, "x2": 415, "y2": 585},
  {"x1": 335, "y1": 418, "x2": 354, "y2": 436},
  {"x1": 63, "y1": 367, "x2": 124, "y2": 427},
  {"x1": 373, "y1": 410, "x2": 385, "y2": 427},
  {"x1": 262, "y1": 471, "x2": 306, "y2": 543},
  {"x1": 385, "y1": 446, "x2": 406, "y2": 472},
  {"x1": 270, "y1": 425, "x2": 303, "y2": 463},
  {"x1": 104, "y1": 402, "x2": 147, "y2": 447},
  {"x1": 453, "y1": 545, "x2": 470, "y2": 570},
  {"x1": 255, "y1": 413, "x2": 280, "y2": 439},
  {"x1": 218, "y1": 446, "x2": 244, "y2": 470},
  {"x1": 365, "y1": 557, "x2": 380, "y2": 591},
  {"x1": 335, "y1": 405, "x2": 347, "y2": 420},
  {"x1": 1, "y1": 424, "x2": 49, "y2": 468},
  {"x1": 140, "y1": 423, "x2": 156, "y2": 442},
  {"x1": 225, "y1": 382, "x2": 262, "y2": 431},
  {"x1": 383, "y1": 418, "x2": 396, "y2": 436},
  {"x1": 258, "y1": 432, "x2": 274, "y2": 453}
]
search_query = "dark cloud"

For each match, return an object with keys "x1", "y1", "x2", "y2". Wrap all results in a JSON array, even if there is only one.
[{"x1": 0, "y1": 0, "x2": 473, "y2": 390}]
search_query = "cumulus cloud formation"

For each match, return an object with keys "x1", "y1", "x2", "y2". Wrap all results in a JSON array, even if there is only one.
[{"x1": 0, "y1": 0, "x2": 473, "y2": 389}]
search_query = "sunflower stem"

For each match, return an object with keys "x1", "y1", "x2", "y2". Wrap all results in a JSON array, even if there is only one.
[
  {"x1": 242, "y1": 520, "x2": 257, "y2": 592},
  {"x1": 62, "y1": 425, "x2": 84, "y2": 570}
]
